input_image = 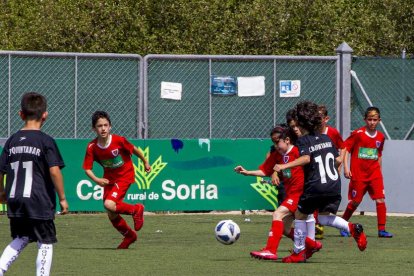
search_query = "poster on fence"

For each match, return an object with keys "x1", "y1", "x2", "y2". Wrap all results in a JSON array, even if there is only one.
[
  {"x1": 161, "y1": 81, "x2": 182, "y2": 100},
  {"x1": 279, "y1": 80, "x2": 301, "y2": 97},
  {"x1": 211, "y1": 76, "x2": 237, "y2": 96}
]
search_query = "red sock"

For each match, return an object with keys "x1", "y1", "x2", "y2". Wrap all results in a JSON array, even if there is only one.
[
  {"x1": 110, "y1": 215, "x2": 131, "y2": 236},
  {"x1": 265, "y1": 220, "x2": 283, "y2": 254},
  {"x1": 342, "y1": 202, "x2": 357, "y2": 221},
  {"x1": 313, "y1": 210, "x2": 319, "y2": 224},
  {"x1": 376, "y1": 202, "x2": 387, "y2": 231},
  {"x1": 116, "y1": 201, "x2": 135, "y2": 215}
]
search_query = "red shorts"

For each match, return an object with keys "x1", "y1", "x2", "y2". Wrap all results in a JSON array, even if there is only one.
[
  {"x1": 348, "y1": 178, "x2": 385, "y2": 202},
  {"x1": 280, "y1": 193, "x2": 301, "y2": 213},
  {"x1": 103, "y1": 182, "x2": 132, "y2": 202}
]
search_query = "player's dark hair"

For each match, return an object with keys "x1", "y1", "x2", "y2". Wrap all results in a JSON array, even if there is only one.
[
  {"x1": 21, "y1": 92, "x2": 47, "y2": 120},
  {"x1": 317, "y1": 105, "x2": 328, "y2": 117},
  {"x1": 295, "y1": 101, "x2": 322, "y2": 134},
  {"x1": 92, "y1": 111, "x2": 111, "y2": 127},
  {"x1": 270, "y1": 123, "x2": 297, "y2": 145},
  {"x1": 364, "y1": 106, "x2": 381, "y2": 119},
  {"x1": 286, "y1": 108, "x2": 297, "y2": 124}
]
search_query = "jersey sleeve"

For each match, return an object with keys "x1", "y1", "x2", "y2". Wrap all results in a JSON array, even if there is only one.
[
  {"x1": 343, "y1": 130, "x2": 358, "y2": 152},
  {"x1": 121, "y1": 136, "x2": 135, "y2": 155},
  {"x1": 259, "y1": 151, "x2": 278, "y2": 176},
  {"x1": 330, "y1": 128, "x2": 344, "y2": 149},
  {"x1": 378, "y1": 135, "x2": 385, "y2": 157},
  {"x1": 297, "y1": 137, "x2": 310, "y2": 156},
  {"x1": 45, "y1": 138, "x2": 65, "y2": 169},
  {"x1": 82, "y1": 143, "x2": 95, "y2": 170}
]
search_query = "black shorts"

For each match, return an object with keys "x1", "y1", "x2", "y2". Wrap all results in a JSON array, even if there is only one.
[
  {"x1": 297, "y1": 194, "x2": 341, "y2": 215},
  {"x1": 10, "y1": 218, "x2": 57, "y2": 244}
]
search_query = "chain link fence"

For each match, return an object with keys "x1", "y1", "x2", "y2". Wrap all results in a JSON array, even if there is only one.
[
  {"x1": 144, "y1": 55, "x2": 338, "y2": 139},
  {"x1": 351, "y1": 57, "x2": 414, "y2": 140},
  {"x1": 0, "y1": 52, "x2": 142, "y2": 139}
]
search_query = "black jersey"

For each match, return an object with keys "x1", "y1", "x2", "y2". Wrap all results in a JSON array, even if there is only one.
[
  {"x1": 296, "y1": 133, "x2": 340, "y2": 197},
  {"x1": 0, "y1": 130, "x2": 64, "y2": 220}
]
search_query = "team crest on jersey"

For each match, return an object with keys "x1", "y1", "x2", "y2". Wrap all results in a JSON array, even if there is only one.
[
  {"x1": 283, "y1": 155, "x2": 290, "y2": 163},
  {"x1": 111, "y1": 149, "x2": 119, "y2": 156},
  {"x1": 376, "y1": 141, "x2": 381, "y2": 148}
]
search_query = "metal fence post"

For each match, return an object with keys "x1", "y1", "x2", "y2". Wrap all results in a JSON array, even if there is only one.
[{"x1": 336, "y1": 42, "x2": 353, "y2": 139}]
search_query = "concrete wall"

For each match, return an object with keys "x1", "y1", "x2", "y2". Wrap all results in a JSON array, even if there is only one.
[{"x1": 339, "y1": 140, "x2": 414, "y2": 214}]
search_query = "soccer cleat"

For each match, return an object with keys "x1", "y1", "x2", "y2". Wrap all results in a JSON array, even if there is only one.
[
  {"x1": 349, "y1": 223, "x2": 367, "y2": 251},
  {"x1": 133, "y1": 204, "x2": 145, "y2": 231},
  {"x1": 305, "y1": 241, "x2": 322, "y2": 260},
  {"x1": 315, "y1": 224, "x2": 324, "y2": 240},
  {"x1": 250, "y1": 249, "x2": 278, "y2": 261},
  {"x1": 340, "y1": 229, "x2": 351, "y2": 237},
  {"x1": 117, "y1": 230, "x2": 137, "y2": 249},
  {"x1": 282, "y1": 249, "x2": 306, "y2": 263},
  {"x1": 378, "y1": 230, "x2": 393, "y2": 238}
]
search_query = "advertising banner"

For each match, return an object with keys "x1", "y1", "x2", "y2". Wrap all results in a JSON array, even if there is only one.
[{"x1": 58, "y1": 139, "x2": 279, "y2": 212}]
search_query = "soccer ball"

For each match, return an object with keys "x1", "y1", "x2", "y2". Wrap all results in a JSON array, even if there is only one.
[{"x1": 215, "y1": 220, "x2": 240, "y2": 245}]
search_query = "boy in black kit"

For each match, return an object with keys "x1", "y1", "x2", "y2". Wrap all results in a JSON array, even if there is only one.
[
  {"x1": 0, "y1": 92, "x2": 68, "y2": 275},
  {"x1": 274, "y1": 101, "x2": 367, "y2": 263}
]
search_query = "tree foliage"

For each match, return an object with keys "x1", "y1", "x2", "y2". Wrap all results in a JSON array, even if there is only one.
[{"x1": 0, "y1": 0, "x2": 412, "y2": 56}]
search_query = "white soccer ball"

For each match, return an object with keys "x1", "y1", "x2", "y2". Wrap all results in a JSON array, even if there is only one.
[{"x1": 215, "y1": 220, "x2": 241, "y2": 245}]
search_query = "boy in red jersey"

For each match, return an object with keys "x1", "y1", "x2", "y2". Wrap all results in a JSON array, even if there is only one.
[
  {"x1": 314, "y1": 105, "x2": 344, "y2": 239},
  {"x1": 234, "y1": 125, "x2": 321, "y2": 261},
  {"x1": 83, "y1": 111, "x2": 151, "y2": 249},
  {"x1": 341, "y1": 107, "x2": 393, "y2": 238}
]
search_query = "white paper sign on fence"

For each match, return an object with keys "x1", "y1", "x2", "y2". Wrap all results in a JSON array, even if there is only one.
[
  {"x1": 237, "y1": 76, "x2": 265, "y2": 97},
  {"x1": 161, "y1": 81, "x2": 182, "y2": 100}
]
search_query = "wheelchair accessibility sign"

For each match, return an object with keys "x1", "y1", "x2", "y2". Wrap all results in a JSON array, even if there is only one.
[{"x1": 279, "y1": 80, "x2": 301, "y2": 97}]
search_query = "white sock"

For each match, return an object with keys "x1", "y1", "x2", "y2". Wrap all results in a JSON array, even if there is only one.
[
  {"x1": 318, "y1": 215, "x2": 350, "y2": 232},
  {"x1": 306, "y1": 214, "x2": 316, "y2": 240},
  {"x1": 0, "y1": 237, "x2": 29, "y2": 273},
  {"x1": 36, "y1": 243, "x2": 53, "y2": 276},
  {"x1": 293, "y1": 219, "x2": 307, "y2": 253}
]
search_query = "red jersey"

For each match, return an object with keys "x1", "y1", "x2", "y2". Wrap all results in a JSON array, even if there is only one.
[
  {"x1": 259, "y1": 146, "x2": 304, "y2": 196},
  {"x1": 323, "y1": 126, "x2": 344, "y2": 150},
  {"x1": 344, "y1": 126, "x2": 385, "y2": 181},
  {"x1": 83, "y1": 134, "x2": 135, "y2": 184}
]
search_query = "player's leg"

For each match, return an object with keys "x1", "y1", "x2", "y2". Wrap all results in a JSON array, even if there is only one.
[
  {"x1": 318, "y1": 196, "x2": 367, "y2": 251},
  {"x1": 0, "y1": 218, "x2": 31, "y2": 274},
  {"x1": 107, "y1": 211, "x2": 137, "y2": 249},
  {"x1": 0, "y1": 237, "x2": 30, "y2": 274},
  {"x1": 342, "y1": 180, "x2": 366, "y2": 221},
  {"x1": 340, "y1": 181, "x2": 366, "y2": 237},
  {"x1": 368, "y1": 179, "x2": 393, "y2": 238},
  {"x1": 104, "y1": 183, "x2": 144, "y2": 231},
  {"x1": 36, "y1": 242, "x2": 53, "y2": 276},
  {"x1": 251, "y1": 206, "x2": 291, "y2": 260},
  {"x1": 32, "y1": 219, "x2": 58, "y2": 276},
  {"x1": 282, "y1": 210, "x2": 308, "y2": 263}
]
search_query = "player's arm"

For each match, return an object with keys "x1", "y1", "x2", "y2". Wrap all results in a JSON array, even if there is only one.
[
  {"x1": 273, "y1": 155, "x2": 310, "y2": 172},
  {"x1": 50, "y1": 166, "x2": 69, "y2": 215},
  {"x1": 342, "y1": 149, "x2": 352, "y2": 179},
  {"x1": 234, "y1": 165, "x2": 266, "y2": 176},
  {"x1": 0, "y1": 173, "x2": 5, "y2": 203},
  {"x1": 84, "y1": 169, "x2": 109, "y2": 187},
  {"x1": 133, "y1": 146, "x2": 151, "y2": 172}
]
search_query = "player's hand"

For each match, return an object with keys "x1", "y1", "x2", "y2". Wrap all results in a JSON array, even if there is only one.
[
  {"x1": 59, "y1": 199, "x2": 69, "y2": 215},
  {"x1": 96, "y1": 178, "x2": 110, "y2": 187},
  {"x1": 273, "y1": 164, "x2": 284, "y2": 173},
  {"x1": 344, "y1": 169, "x2": 352, "y2": 179},
  {"x1": 234, "y1": 165, "x2": 244, "y2": 173},
  {"x1": 271, "y1": 174, "x2": 280, "y2": 186},
  {"x1": 234, "y1": 165, "x2": 249, "y2": 175},
  {"x1": 144, "y1": 161, "x2": 151, "y2": 173}
]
